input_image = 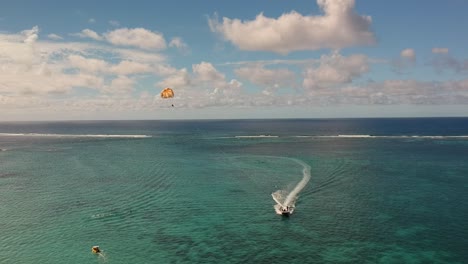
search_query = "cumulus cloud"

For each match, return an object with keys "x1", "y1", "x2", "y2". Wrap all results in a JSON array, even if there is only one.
[
  {"x1": 104, "y1": 75, "x2": 135, "y2": 94},
  {"x1": 68, "y1": 55, "x2": 108, "y2": 73},
  {"x1": 67, "y1": 55, "x2": 155, "y2": 75},
  {"x1": 21, "y1": 26, "x2": 39, "y2": 44},
  {"x1": 0, "y1": 64, "x2": 104, "y2": 96},
  {"x1": 2, "y1": 25, "x2": 468, "y2": 119},
  {"x1": 193, "y1": 61, "x2": 225, "y2": 83},
  {"x1": 393, "y1": 48, "x2": 416, "y2": 73},
  {"x1": 72, "y1": 29, "x2": 103, "y2": 41},
  {"x1": 191, "y1": 62, "x2": 244, "y2": 97},
  {"x1": 430, "y1": 52, "x2": 468, "y2": 73},
  {"x1": 353, "y1": 80, "x2": 468, "y2": 105},
  {"x1": 157, "y1": 69, "x2": 191, "y2": 89},
  {"x1": 209, "y1": 0, "x2": 375, "y2": 54},
  {"x1": 235, "y1": 65, "x2": 296, "y2": 94},
  {"x1": 104, "y1": 28, "x2": 166, "y2": 50},
  {"x1": 156, "y1": 62, "x2": 244, "y2": 107},
  {"x1": 274, "y1": 79, "x2": 468, "y2": 106},
  {"x1": 0, "y1": 25, "x2": 169, "y2": 105},
  {"x1": 169, "y1": 37, "x2": 189, "y2": 54},
  {"x1": 47, "y1": 33, "x2": 63, "y2": 40},
  {"x1": 303, "y1": 52, "x2": 369, "y2": 90},
  {"x1": 400, "y1": 48, "x2": 415, "y2": 61},
  {"x1": 0, "y1": 26, "x2": 40, "y2": 67},
  {"x1": 111, "y1": 60, "x2": 153, "y2": 75},
  {"x1": 432, "y1": 47, "x2": 449, "y2": 54},
  {"x1": 114, "y1": 48, "x2": 166, "y2": 63},
  {"x1": 169, "y1": 37, "x2": 187, "y2": 49},
  {"x1": 152, "y1": 64, "x2": 178, "y2": 76},
  {"x1": 429, "y1": 47, "x2": 468, "y2": 74}
]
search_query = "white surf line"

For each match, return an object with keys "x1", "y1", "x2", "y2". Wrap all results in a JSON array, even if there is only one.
[
  {"x1": 235, "y1": 135, "x2": 279, "y2": 138},
  {"x1": 218, "y1": 135, "x2": 468, "y2": 140},
  {"x1": 283, "y1": 158, "x2": 311, "y2": 207},
  {"x1": 0, "y1": 133, "x2": 151, "y2": 138},
  {"x1": 296, "y1": 135, "x2": 468, "y2": 139}
]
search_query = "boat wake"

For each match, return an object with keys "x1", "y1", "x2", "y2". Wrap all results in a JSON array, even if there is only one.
[{"x1": 271, "y1": 158, "x2": 311, "y2": 216}]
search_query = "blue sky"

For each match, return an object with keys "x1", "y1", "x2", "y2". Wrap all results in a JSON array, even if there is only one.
[{"x1": 1, "y1": 0, "x2": 468, "y2": 120}]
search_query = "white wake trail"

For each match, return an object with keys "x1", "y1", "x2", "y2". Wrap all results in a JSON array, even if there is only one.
[
  {"x1": 271, "y1": 157, "x2": 311, "y2": 214},
  {"x1": 283, "y1": 159, "x2": 311, "y2": 206}
]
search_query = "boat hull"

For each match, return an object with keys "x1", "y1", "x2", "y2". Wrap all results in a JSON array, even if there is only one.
[{"x1": 274, "y1": 204, "x2": 294, "y2": 216}]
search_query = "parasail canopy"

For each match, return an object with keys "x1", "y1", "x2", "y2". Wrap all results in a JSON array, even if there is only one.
[{"x1": 160, "y1": 88, "x2": 174, "y2": 99}]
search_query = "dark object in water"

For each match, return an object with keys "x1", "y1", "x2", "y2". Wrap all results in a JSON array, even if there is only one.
[
  {"x1": 92, "y1": 246, "x2": 101, "y2": 254},
  {"x1": 281, "y1": 206, "x2": 292, "y2": 216}
]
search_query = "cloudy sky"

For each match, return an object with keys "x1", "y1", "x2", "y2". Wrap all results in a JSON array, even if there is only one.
[{"x1": 1, "y1": 0, "x2": 468, "y2": 120}]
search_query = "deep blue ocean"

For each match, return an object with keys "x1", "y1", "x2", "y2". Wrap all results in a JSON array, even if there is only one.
[{"x1": 0, "y1": 118, "x2": 467, "y2": 263}]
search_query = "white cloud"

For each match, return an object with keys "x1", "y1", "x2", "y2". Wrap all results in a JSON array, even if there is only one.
[
  {"x1": 104, "y1": 75, "x2": 135, "y2": 94},
  {"x1": 393, "y1": 48, "x2": 416, "y2": 73},
  {"x1": 303, "y1": 52, "x2": 369, "y2": 90},
  {"x1": 0, "y1": 26, "x2": 40, "y2": 66},
  {"x1": 193, "y1": 61, "x2": 225, "y2": 82},
  {"x1": 110, "y1": 60, "x2": 153, "y2": 75},
  {"x1": 67, "y1": 55, "x2": 155, "y2": 75},
  {"x1": 192, "y1": 62, "x2": 244, "y2": 96},
  {"x1": 432, "y1": 47, "x2": 449, "y2": 54},
  {"x1": 104, "y1": 28, "x2": 166, "y2": 50},
  {"x1": 68, "y1": 55, "x2": 108, "y2": 73},
  {"x1": 209, "y1": 0, "x2": 375, "y2": 54},
  {"x1": 1, "y1": 28, "x2": 105, "y2": 97},
  {"x1": 430, "y1": 52, "x2": 468, "y2": 73},
  {"x1": 235, "y1": 65, "x2": 296, "y2": 92},
  {"x1": 47, "y1": 33, "x2": 63, "y2": 40},
  {"x1": 363, "y1": 80, "x2": 468, "y2": 105},
  {"x1": 169, "y1": 37, "x2": 189, "y2": 54},
  {"x1": 157, "y1": 69, "x2": 191, "y2": 89},
  {"x1": 89, "y1": 18, "x2": 96, "y2": 24},
  {"x1": 21, "y1": 26, "x2": 39, "y2": 44},
  {"x1": 2, "y1": 25, "x2": 468, "y2": 119},
  {"x1": 0, "y1": 26, "x2": 169, "y2": 103},
  {"x1": 0, "y1": 63, "x2": 104, "y2": 96},
  {"x1": 114, "y1": 48, "x2": 166, "y2": 63},
  {"x1": 73, "y1": 29, "x2": 103, "y2": 41},
  {"x1": 152, "y1": 64, "x2": 178, "y2": 76},
  {"x1": 219, "y1": 58, "x2": 317, "y2": 67},
  {"x1": 400, "y1": 48, "x2": 415, "y2": 61},
  {"x1": 156, "y1": 62, "x2": 245, "y2": 108},
  {"x1": 169, "y1": 37, "x2": 187, "y2": 49}
]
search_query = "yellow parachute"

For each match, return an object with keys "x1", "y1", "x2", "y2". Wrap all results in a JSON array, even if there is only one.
[{"x1": 160, "y1": 88, "x2": 174, "y2": 99}]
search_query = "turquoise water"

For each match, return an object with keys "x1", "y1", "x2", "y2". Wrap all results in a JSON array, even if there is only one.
[{"x1": 0, "y1": 119, "x2": 467, "y2": 263}]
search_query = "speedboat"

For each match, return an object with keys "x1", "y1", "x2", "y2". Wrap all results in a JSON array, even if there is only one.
[
  {"x1": 280, "y1": 206, "x2": 293, "y2": 216},
  {"x1": 275, "y1": 205, "x2": 294, "y2": 216}
]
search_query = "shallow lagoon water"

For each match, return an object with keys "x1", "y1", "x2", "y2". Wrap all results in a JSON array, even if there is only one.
[{"x1": 0, "y1": 118, "x2": 467, "y2": 263}]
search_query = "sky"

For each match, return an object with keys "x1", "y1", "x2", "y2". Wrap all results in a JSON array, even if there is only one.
[{"x1": 1, "y1": 0, "x2": 468, "y2": 121}]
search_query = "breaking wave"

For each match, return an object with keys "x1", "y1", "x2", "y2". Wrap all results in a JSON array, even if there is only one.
[
  {"x1": 0, "y1": 133, "x2": 151, "y2": 138},
  {"x1": 234, "y1": 135, "x2": 279, "y2": 138},
  {"x1": 219, "y1": 135, "x2": 468, "y2": 139},
  {"x1": 314, "y1": 135, "x2": 468, "y2": 139}
]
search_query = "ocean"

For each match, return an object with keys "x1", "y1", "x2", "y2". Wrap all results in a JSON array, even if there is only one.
[{"x1": 0, "y1": 118, "x2": 467, "y2": 263}]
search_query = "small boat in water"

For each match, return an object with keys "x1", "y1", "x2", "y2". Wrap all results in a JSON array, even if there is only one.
[
  {"x1": 275, "y1": 205, "x2": 294, "y2": 216},
  {"x1": 92, "y1": 246, "x2": 101, "y2": 254}
]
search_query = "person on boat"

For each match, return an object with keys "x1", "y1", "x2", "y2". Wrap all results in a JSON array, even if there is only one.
[{"x1": 92, "y1": 246, "x2": 101, "y2": 254}]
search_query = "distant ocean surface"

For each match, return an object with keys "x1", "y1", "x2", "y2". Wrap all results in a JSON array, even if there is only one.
[{"x1": 0, "y1": 118, "x2": 467, "y2": 263}]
